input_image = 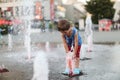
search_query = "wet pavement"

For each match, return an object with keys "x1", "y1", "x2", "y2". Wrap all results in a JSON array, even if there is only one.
[{"x1": 0, "y1": 42, "x2": 120, "y2": 80}]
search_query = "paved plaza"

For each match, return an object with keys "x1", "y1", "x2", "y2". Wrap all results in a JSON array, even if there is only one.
[{"x1": 0, "y1": 31, "x2": 120, "y2": 80}]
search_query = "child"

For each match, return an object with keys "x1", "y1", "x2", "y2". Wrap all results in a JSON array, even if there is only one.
[{"x1": 57, "y1": 20, "x2": 82, "y2": 75}]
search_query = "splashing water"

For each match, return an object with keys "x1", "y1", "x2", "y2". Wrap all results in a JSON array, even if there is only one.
[
  {"x1": 45, "y1": 41, "x2": 50, "y2": 52},
  {"x1": 21, "y1": 0, "x2": 34, "y2": 59},
  {"x1": 84, "y1": 13, "x2": 93, "y2": 52},
  {"x1": 8, "y1": 34, "x2": 12, "y2": 51},
  {"x1": 80, "y1": 44, "x2": 87, "y2": 59},
  {"x1": 31, "y1": 51, "x2": 49, "y2": 80}
]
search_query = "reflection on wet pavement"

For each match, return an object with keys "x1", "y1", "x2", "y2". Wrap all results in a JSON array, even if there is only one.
[{"x1": 0, "y1": 42, "x2": 120, "y2": 80}]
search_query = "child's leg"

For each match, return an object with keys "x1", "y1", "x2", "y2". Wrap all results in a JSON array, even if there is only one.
[
  {"x1": 62, "y1": 55, "x2": 71, "y2": 74},
  {"x1": 66, "y1": 56, "x2": 71, "y2": 69},
  {"x1": 74, "y1": 58, "x2": 80, "y2": 68},
  {"x1": 73, "y1": 46, "x2": 81, "y2": 74},
  {"x1": 75, "y1": 45, "x2": 81, "y2": 68},
  {"x1": 66, "y1": 46, "x2": 72, "y2": 69}
]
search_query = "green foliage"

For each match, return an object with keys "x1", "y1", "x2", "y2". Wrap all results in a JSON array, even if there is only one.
[
  {"x1": 49, "y1": 22, "x2": 54, "y2": 29},
  {"x1": 85, "y1": 0, "x2": 115, "y2": 24}
]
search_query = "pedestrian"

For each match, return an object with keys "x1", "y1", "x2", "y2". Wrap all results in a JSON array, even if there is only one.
[
  {"x1": 0, "y1": 28, "x2": 5, "y2": 39},
  {"x1": 41, "y1": 20, "x2": 45, "y2": 32},
  {"x1": 57, "y1": 20, "x2": 82, "y2": 75}
]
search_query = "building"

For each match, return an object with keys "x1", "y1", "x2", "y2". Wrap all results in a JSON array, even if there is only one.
[
  {"x1": 0, "y1": 0, "x2": 55, "y2": 21},
  {"x1": 113, "y1": 0, "x2": 120, "y2": 21}
]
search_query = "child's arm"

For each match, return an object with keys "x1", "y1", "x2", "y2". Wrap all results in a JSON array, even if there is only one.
[
  {"x1": 61, "y1": 34, "x2": 69, "y2": 53},
  {"x1": 73, "y1": 32, "x2": 79, "y2": 58}
]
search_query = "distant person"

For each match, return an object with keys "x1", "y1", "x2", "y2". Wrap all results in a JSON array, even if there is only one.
[
  {"x1": 8, "y1": 26, "x2": 13, "y2": 34},
  {"x1": 57, "y1": 20, "x2": 82, "y2": 75},
  {"x1": 0, "y1": 28, "x2": 5, "y2": 39},
  {"x1": 85, "y1": 12, "x2": 93, "y2": 52},
  {"x1": 41, "y1": 21, "x2": 45, "y2": 32}
]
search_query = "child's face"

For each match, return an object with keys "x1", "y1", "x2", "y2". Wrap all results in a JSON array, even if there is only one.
[{"x1": 60, "y1": 28, "x2": 71, "y2": 35}]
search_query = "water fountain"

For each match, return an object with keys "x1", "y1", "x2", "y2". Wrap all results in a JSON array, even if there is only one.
[
  {"x1": 21, "y1": 1, "x2": 49, "y2": 79},
  {"x1": 45, "y1": 41, "x2": 50, "y2": 52},
  {"x1": 84, "y1": 12, "x2": 93, "y2": 52},
  {"x1": 24, "y1": 20, "x2": 32, "y2": 59},
  {"x1": 20, "y1": 0, "x2": 34, "y2": 60},
  {"x1": 31, "y1": 51, "x2": 49, "y2": 80},
  {"x1": 81, "y1": 12, "x2": 93, "y2": 60},
  {"x1": 8, "y1": 33, "x2": 12, "y2": 51},
  {"x1": 0, "y1": 0, "x2": 50, "y2": 79}
]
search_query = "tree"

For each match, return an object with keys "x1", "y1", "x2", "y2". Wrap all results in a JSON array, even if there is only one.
[{"x1": 85, "y1": 0, "x2": 115, "y2": 24}]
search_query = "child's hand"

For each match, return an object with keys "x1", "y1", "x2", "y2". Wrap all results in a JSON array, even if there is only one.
[
  {"x1": 67, "y1": 52, "x2": 76, "y2": 59},
  {"x1": 72, "y1": 53, "x2": 76, "y2": 60},
  {"x1": 66, "y1": 52, "x2": 72, "y2": 58}
]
